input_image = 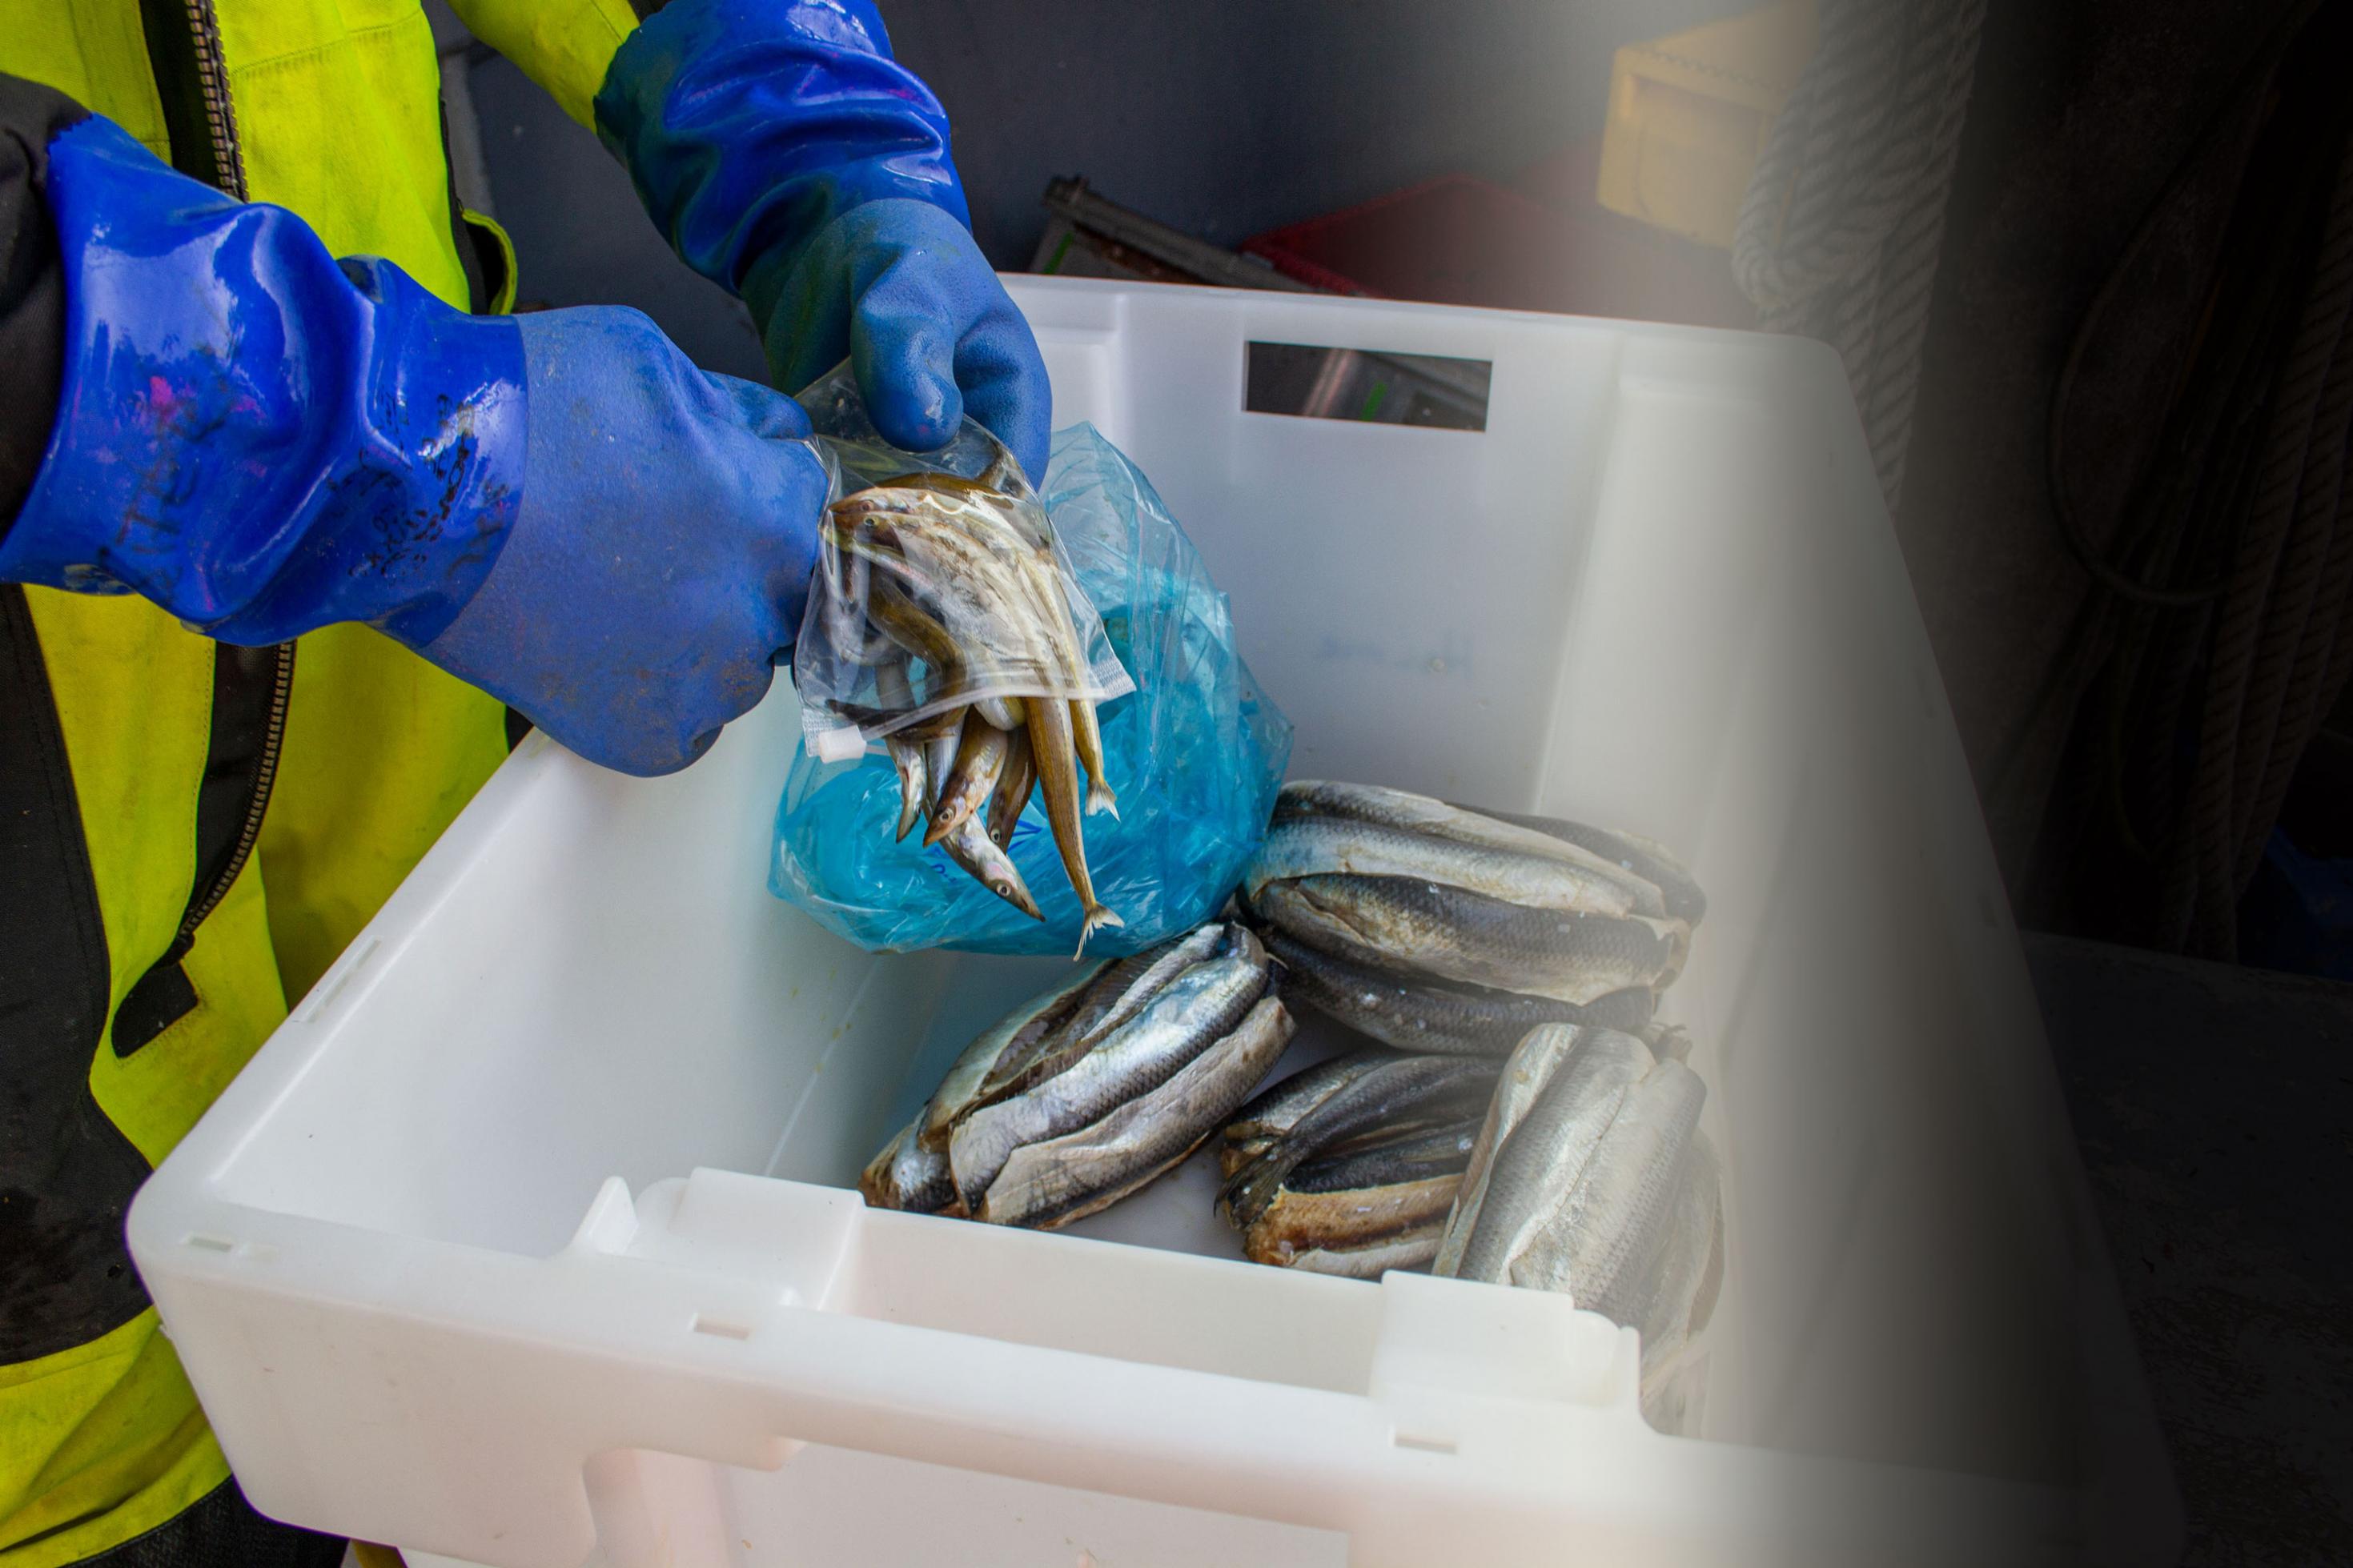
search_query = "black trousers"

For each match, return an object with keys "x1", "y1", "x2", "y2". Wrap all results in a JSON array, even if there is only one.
[{"x1": 75, "y1": 1479, "x2": 347, "y2": 1568}]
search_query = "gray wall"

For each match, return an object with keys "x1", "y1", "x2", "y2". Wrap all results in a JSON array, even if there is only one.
[{"x1": 455, "y1": 1, "x2": 1750, "y2": 381}]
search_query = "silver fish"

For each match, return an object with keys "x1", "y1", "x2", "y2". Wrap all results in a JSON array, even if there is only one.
[
  {"x1": 950, "y1": 935, "x2": 1272, "y2": 1211},
  {"x1": 887, "y1": 736, "x2": 929, "y2": 843},
  {"x1": 1241, "y1": 1117, "x2": 1477, "y2": 1270},
  {"x1": 1218, "y1": 1054, "x2": 1498, "y2": 1229},
  {"x1": 1245, "y1": 814, "x2": 1657, "y2": 918},
  {"x1": 1431, "y1": 1022, "x2": 1599, "y2": 1277},
  {"x1": 1218, "y1": 1048, "x2": 1396, "y2": 1177},
  {"x1": 837, "y1": 463, "x2": 1126, "y2": 932},
  {"x1": 1279, "y1": 1221, "x2": 1448, "y2": 1279},
  {"x1": 1027, "y1": 692, "x2": 1122, "y2": 953},
  {"x1": 915, "y1": 962, "x2": 1105, "y2": 1151},
  {"x1": 1635, "y1": 1129, "x2": 1725, "y2": 1357},
  {"x1": 924, "y1": 712, "x2": 1012, "y2": 848},
  {"x1": 986, "y1": 724, "x2": 1036, "y2": 851},
  {"x1": 974, "y1": 924, "x2": 1231, "y2": 1110},
  {"x1": 977, "y1": 995, "x2": 1294, "y2": 1229},
  {"x1": 1635, "y1": 1130, "x2": 1725, "y2": 1431},
  {"x1": 939, "y1": 809, "x2": 1043, "y2": 920},
  {"x1": 1442, "y1": 1028, "x2": 1652, "y2": 1284},
  {"x1": 1070, "y1": 697, "x2": 1118, "y2": 818},
  {"x1": 1514, "y1": 1057, "x2": 1705, "y2": 1317},
  {"x1": 1254, "y1": 924, "x2": 1650, "y2": 1055},
  {"x1": 859, "y1": 1117, "x2": 954, "y2": 1214},
  {"x1": 1273, "y1": 781, "x2": 1668, "y2": 919},
  {"x1": 872, "y1": 659, "x2": 928, "y2": 842},
  {"x1": 1250, "y1": 873, "x2": 1689, "y2": 1005},
  {"x1": 923, "y1": 709, "x2": 966, "y2": 816},
  {"x1": 1467, "y1": 807, "x2": 1707, "y2": 927}
]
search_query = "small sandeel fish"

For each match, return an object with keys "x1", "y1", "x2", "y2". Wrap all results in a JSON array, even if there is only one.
[
  {"x1": 925, "y1": 712, "x2": 1012, "y2": 848},
  {"x1": 986, "y1": 724, "x2": 1036, "y2": 852},
  {"x1": 833, "y1": 455, "x2": 1124, "y2": 928},
  {"x1": 1026, "y1": 692, "x2": 1122, "y2": 952}
]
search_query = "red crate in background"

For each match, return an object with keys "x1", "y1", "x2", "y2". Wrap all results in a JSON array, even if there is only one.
[{"x1": 1242, "y1": 146, "x2": 1755, "y2": 330}]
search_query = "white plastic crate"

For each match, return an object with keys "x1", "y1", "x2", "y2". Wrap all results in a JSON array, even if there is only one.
[{"x1": 130, "y1": 278, "x2": 2170, "y2": 1568}]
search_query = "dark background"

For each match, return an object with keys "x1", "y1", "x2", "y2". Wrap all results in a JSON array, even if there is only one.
[
  {"x1": 444, "y1": 0, "x2": 1747, "y2": 374},
  {"x1": 429, "y1": 3, "x2": 2353, "y2": 1560}
]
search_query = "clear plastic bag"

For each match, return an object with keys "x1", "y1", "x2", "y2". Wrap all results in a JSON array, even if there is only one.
[
  {"x1": 792, "y1": 364, "x2": 1131, "y2": 764},
  {"x1": 772, "y1": 422, "x2": 1293, "y2": 956}
]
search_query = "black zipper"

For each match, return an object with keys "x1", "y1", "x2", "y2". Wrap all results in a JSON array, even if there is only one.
[
  {"x1": 168, "y1": 0, "x2": 291, "y2": 947},
  {"x1": 179, "y1": 0, "x2": 251, "y2": 200},
  {"x1": 114, "y1": 0, "x2": 296, "y2": 1053}
]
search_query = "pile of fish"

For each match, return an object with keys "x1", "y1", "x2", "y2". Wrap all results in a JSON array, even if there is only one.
[
  {"x1": 1209, "y1": 779, "x2": 1724, "y2": 1417},
  {"x1": 1238, "y1": 781, "x2": 1704, "y2": 1054},
  {"x1": 855, "y1": 772, "x2": 1726, "y2": 1419},
  {"x1": 861, "y1": 920, "x2": 1291, "y2": 1228},
  {"x1": 1432, "y1": 1022, "x2": 1722, "y2": 1422},
  {"x1": 825, "y1": 450, "x2": 1123, "y2": 949}
]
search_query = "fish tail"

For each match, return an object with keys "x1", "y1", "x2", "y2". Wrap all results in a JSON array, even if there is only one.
[
  {"x1": 1086, "y1": 782, "x2": 1120, "y2": 819},
  {"x1": 1074, "y1": 903, "x2": 1125, "y2": 958}
]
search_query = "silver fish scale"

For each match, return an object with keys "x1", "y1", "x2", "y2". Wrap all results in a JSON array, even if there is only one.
[
  {"x1": 1518, "y1": 1058, "x2": 1706, "y2": 1319},
  {"x1": 919, "y1": 961, "x2": 1103, "y2": 1146},
  {"x1": 980, "y1": 994, "x2": 1294, "y2": 1229},
  {"x1": 1434, "y1": 1021, "x2": 1592, "y2": 1276},
  {"x1": 1258, "y1": 875, "x2": 1680, "y2": 1005},
  {"x1": 1247, "y1": 815, "x2": 1658, "y2": 919},
  {"x1": 1256, "y1": 924, "x2": 1590, "y2": 1055},
  {"x1": 1271, "y1": 780, "x2": 1669, "y2": 916},
  {"x1": 950, "y1": 952, "x2": 1270, "y2": 1206},
  {"x1": 1451, "y1": 1031, "x2": 1652, "y2": 1283},
  {"x1": 1634, "y1": 1130, "x2": 1725, "y2": 1353},
  {"x1": 1219, "y1": 1055, "x2": 1498, "y2": 1229},
  {"x1": 1044, "y1": 956, "x2": 1268, "y2": 1125}
]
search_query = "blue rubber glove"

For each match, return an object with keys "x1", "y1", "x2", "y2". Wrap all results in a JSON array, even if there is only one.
[
  {"x1": 0, "y1": 115, "x2": 826, "y2": 776},
  {"x1": 593, "y1": 0, "x2": 1050, "y2": 480}
]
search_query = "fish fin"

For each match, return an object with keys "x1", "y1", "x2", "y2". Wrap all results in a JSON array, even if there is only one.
[
  {"x1": 1072, "y1": 904, "x2": 1125, "y2": 959},
  {"x1": 1086, "y1": 783, "x2": 1120, "y2": 819},
  {"x1": 1216, "y1": 1154, "x2": 1290, "y2": 1231}
]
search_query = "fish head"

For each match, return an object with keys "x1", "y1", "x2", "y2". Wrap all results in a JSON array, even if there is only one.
[{"x1": 990, "y1": 868, "x2": 1042, "y2": 920}]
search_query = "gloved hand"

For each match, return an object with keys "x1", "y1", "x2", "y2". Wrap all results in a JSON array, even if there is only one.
[
  {"x1": 593, "y1": 0, "x2": 1051, "y2": 481},
  {"x1": 416, "y1": 309, "x2": 828, "y2": 774},
  {"x1": 0, "y1": 115, "x2": 825, "y2": 776}
]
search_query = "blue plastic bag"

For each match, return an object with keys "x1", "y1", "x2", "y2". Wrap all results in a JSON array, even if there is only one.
[{"x1": 771, "y1": 423, "x2": 1292, "y2": 955}]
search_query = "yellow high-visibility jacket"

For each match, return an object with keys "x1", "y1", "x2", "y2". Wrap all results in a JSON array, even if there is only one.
[{"x1": 0, "y1": 4, "x2": 636, "y2": 1561}]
